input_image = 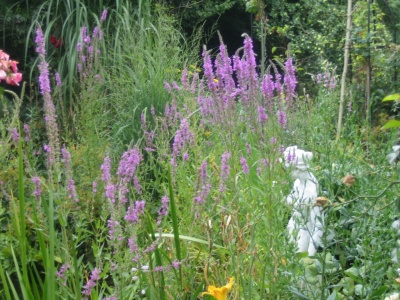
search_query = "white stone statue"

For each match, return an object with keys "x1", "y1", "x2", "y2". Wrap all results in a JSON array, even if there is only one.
[
  {"x1": 391, "y1": 219, "x2": 400, "y2": 263},
  {"x1": 284, "y1": 146, "x2": 324, "y2": 256}
]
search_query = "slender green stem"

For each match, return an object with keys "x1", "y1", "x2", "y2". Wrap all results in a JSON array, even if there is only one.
[
  {"x1": 167, "y1": 164, "x2": 183, "y2": 290},
  {"x1": 17, "y1": 129, "x2": 34, "y2": 299}
]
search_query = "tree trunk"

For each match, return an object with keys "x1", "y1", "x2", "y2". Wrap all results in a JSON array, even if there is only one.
[{"x1": 336, "y1": 0, "x2": 353, "y2": 140}]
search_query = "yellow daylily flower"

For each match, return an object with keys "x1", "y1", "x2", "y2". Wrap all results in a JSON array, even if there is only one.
[{"x1": 201, "y1": 277, "x2": 234, "y2": 300}]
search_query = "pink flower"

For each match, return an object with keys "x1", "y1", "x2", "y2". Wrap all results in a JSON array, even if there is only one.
[
  {"x1": 0, "y1": 50, "x2": 9, "y2": 60},
  {"x1": 0, "y1": 70, "x2": 6, "y2": 80},
  {"x1": 0, "y1": 49, "x2": 23, "y2": 86},
  {"x1": 6, "y1": 72, "x2": 22, "y2": 86}
]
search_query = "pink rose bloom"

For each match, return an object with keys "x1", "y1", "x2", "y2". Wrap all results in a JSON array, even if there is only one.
[
  {"x1": 6, "y1": 72, "x2": 22, "y2": 86},
  {"x1": 0, "y1": 50, "x2": 9, "y2": 61},
  {"x1": 0, "y1": 69, "x2": 6, "y2": 80}
]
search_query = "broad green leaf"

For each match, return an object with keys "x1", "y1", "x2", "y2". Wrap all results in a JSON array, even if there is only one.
[
  {"x1": 344, "y1": 267, "x2": 361, "y2": 282},
  {"x1": 272, "y1": 47, "x2": 277, "y2": 54},
  {"x1": 370, "y1": 286, "x2": 388, "y2": 298},
  {"x1": 152, "y1": 233, "x2": 224, "y2": 249},
  {"x1": 327, "y1": 291, "x2": 337, "y2": 300},
  {"x1": 288, "y1": 287, "x2": 310, "y2": 299},
  {"x1": 382, "y1": 120, "x2": 400, "y2": 129},
  {"x1": 383, "y1": 94, "x2": 400, "y2": 102}
]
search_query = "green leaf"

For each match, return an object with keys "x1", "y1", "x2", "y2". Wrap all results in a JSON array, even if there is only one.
[
  {"x1": 397, "y1": 197, "x2": 400, "y2": 212},
  {"x1": 344, "y1": 267, "x2": 361, "y2": 282},
  {"x1": 383, "y1": 94, "x2": 400, "y2": 102},
  {"x1": 296, "y1": 251, "x2": 309, "y2": 258},
  {"x1": 327, "y1": 291, "x2": 337, "y2": 300},
  {"x1": 272, "y1": 47, "x2": 277, "y2": 54},
  {"x1": 0, "y1": 87, "x2": 4, "y2": 96},
  {"x1": 370, "y1": 286, "x2": 388, "y2": 298},
  {"x1": 289, "y1": 287, "x2": 310, "y2": 299},
  {"x1": 382, "y1": 119, "x2": 400, "y2": 129},
  {"x1": 152, "y1": 233, "x2": 224, "y2": 249}
]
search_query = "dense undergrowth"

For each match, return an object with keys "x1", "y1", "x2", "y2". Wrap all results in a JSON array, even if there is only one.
[{"x1": 1, "y1": 1, "x2": 400, "y2": 300}]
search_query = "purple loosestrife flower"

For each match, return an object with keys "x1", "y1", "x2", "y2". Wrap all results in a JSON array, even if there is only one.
[
  {"x1": 23, "y1": 124, "x2": 31, "y2": 142},
  {"x1": 329, "y1": 76, "x2": 336, "y2": 90},
  {"x1": 128, "y1": 237, "x2": 140, "y2": 254},
  {"x1": 240, "y1": 156, "x2": 249, "y2": 174},
  {"x1": 61, "y1": 147, "x2": 71, "y2": 169},
  {"x1": 101, "y1": 156, "x2": 111, "y2": 182},
  {"x1": 202, "y1": 48, "x2": 218, "y2": 95},
  {"x1": 195, "y1": 160, "x2": 211, "y2": 205},
  {"x1": 67, "y1": 178, "x2": 79, "y2": 202},
  {"x1": 243, "y1": 35, "x2": 258, "y2": 100},
  {"x1": 257, "y1": 106, "x2": 268, "y2": 123},
  {"x1": 181, "y1": 68, "x2": 189, "y2": 90},
  {"x1": 315, "y1": 73, "x2": 323, "y2": 84},
  {"x1": 143, "y1": 241, "x2": 157, "y2": 253},
  {"x1": 117, "y1": 148, "x2": 141, "y2": 182},
  {"x1": 171, "y1": 118, "x2": 194, "y2": 167},
  {"x1": 105, "y1": 183, "x2": 116, "y2": 203},
  {"x1": 92, "y1": 181, "x2": 97, "y2": 193},
  {"x1": 195, "y1": 183, "x2": 211, "y2": 205},
  {"x1": 277, "y1": 110, "x2": 287, "y2": 129},
  {"x1": 11, "y1": 127, "x2": 19, "y2": 142},
  {"x1": 32, "y1": 176, "x2": 42, "y2": 200},
  {"x1": 171, "y1": 260, "x2": 181, "y2": 269},
  {"x1": 191, "y1": 71, "x2": 199, "y2": 94},
  {"x1": 219, "y1": 152, "x2": 231, "y2": 193},
  {"x1": 100, "y1": 9, "x2": 108, "y2": 22},
  {"x1": 107, "y1": 219, "x2": 119, "y2": 240},
  {"x1": 124, "y1": 200, "x2": 146, "y2": 224},
  {"x1": 172, "y1": 81, "x2": 180, "y2": 91},
  {"x1": 198, "y1": 96, "x2": 217, "y2": 124},
  {"x1": 274, "y1": 73, "x2": 283, "y2": 94},
  {"x1": 215, "y1": 40, "x2": 236, "y2": 107},
  {"x1": 246, "y1": 143, "x2": 252, "y2": 155},
  {"x1": 201, "y1": 160, "x2": 208, "y2": 182},
  {"x1": 262, "y1": 74, "x2": 275, "y2": 110},
  {"x1": 56, "y1": 263, "x2": 70, "y2": 286},
  {"x1": 35, "y1": 26, "x2": 60, "y2": 167},
  {"x1": 101, "y1": 156, "x2": 116, "y2": 202},
  {"x1": 55, "y1": 72, "x2": 62, "y2": 87},
  {"x1": 164, "y1": 82, "x2": 172, "y2": 93},
  {"x1": 61, "y1": 147, "x2": 78, "y2": 202},
  {"x1": 347, "y1": 101, "x2": 352, "y2": 112},
  {"x1": 82, "y1": 268, "x2": 101, "y2": 297},
  {"x1": 284, "y1": 57, "x2": 297, "y2": 104},
  {"x1": 93, "y1": 26, "x2": 99, "y2": 39},
  {"x1": 157, "y1": 195, "x2": 170, "y2": 225},
  {"x1": 117, "y1": 148, "x2": 142, "y2": 201}
]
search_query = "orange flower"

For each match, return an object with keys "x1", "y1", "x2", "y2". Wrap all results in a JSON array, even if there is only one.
[{"x1": 202, "y1": 277, "x2": 234, "y2": 300}]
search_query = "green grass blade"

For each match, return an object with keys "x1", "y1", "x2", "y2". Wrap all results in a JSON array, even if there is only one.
[
  {"x1": 146, "y1": 214, "x2": 165, "y2": 300},
  {"x1": 0, "y1": 260, "x2": 12, "y2": 300},
  {"x1": 167, "y1": 164, "x2": 183, "y2": 289}
]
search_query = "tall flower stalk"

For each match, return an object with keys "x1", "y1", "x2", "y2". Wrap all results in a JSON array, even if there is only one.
[{"x1": 35, "y1": 26, "x2": 60, "y2": 172}]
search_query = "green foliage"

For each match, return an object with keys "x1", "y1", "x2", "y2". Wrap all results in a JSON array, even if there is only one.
[
  {"x1": 168, "y1": 0, "x2": 242, "y2": 32},
  {"x1": 102, "y1": 1, "x2": 199, "y2": 151},
  {"x1": 3, "y1": 1, "x2": 400, "y2": 299}
]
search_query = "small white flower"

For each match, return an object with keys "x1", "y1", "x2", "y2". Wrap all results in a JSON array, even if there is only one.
[
  {"x1": 388, "y1": 145, "x2": 400, "y2": 164},
  {"x1": 131, "y1": 267, "x2": 138, "y2": 272},
  {"x1": 132, "y1": 276, "x2": 139, "y2": 281},
  {"x1": 385, "y1": 293, "x2": 400, "y2": 300},
  {"x1": 141, "y1": 265, "x2": 149, "y2": 272},
  {"x1": 141, "y1": 289, "x2": 146, "y2": 295}
]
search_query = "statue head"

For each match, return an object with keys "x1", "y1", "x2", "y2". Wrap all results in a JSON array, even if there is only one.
[{"x1": 284, "y1": 146, "x2": 313, "y2": 171}]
